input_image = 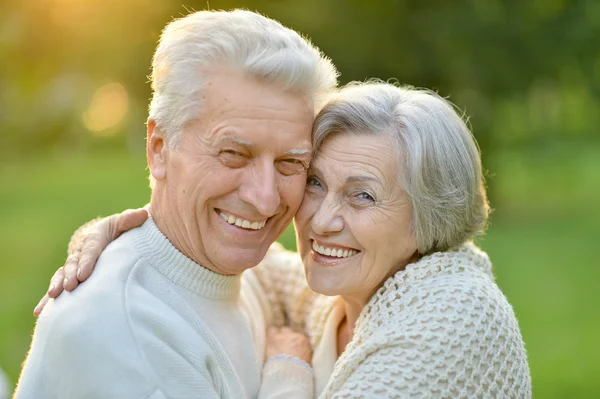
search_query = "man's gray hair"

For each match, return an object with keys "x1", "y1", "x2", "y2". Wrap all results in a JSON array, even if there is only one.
[
  {"x1": 313, "y1": 81, "x2": 490, "y2": 254},
  {"x1": 149, "y1": 9, "x2": 339, "y2": 146}
]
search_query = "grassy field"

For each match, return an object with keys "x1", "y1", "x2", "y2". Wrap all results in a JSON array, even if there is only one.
[{"x1": 1, "y1": 147, "x2": 598, "y2": 397}]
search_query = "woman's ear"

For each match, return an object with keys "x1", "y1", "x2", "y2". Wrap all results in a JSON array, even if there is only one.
[{"x1": 147, "y1": 120, "x2": 168, "y2": 182}]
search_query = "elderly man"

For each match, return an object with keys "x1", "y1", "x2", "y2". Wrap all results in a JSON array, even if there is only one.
[{"x1": 15, "y1": 10, "x2": 337, "y2": 399}]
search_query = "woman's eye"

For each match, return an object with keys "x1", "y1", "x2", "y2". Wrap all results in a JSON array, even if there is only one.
[
  {"x1": 356, "y1": 191, "x2": 375, "y2": 202},
  {"x1": 307, "y1": 174, "x2": 323, "y2": 186}
]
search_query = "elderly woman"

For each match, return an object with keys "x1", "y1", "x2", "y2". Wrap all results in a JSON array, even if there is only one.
[{"x1": 37, "y1": 81, "x2": 531, "y2": 398}]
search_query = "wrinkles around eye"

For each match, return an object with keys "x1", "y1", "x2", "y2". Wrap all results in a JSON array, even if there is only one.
[
  {"x1": 219, "y1": 151, "x2": 248, "y2": 168},
  {"x1": 274, "y1": 157, "x2": 307, "y2": 174}
]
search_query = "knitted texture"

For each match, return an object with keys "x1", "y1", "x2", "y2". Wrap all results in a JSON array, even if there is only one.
[{"x1": 253, "y1": 242, "x2": 532, "y2": 398}]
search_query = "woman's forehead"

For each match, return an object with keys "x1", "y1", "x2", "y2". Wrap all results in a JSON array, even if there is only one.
[{"x1": 312, "y1": 133, "x2": 399, "y2": 182}]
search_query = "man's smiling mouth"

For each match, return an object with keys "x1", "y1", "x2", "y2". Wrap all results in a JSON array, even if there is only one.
[{"x1": 218, "y1": 211, "x2": 268, "y2": 231}]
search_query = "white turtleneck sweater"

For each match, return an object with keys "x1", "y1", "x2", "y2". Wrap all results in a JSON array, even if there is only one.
[{"x1": 15, "y1": 218, "x2": 312, "y2": 399}]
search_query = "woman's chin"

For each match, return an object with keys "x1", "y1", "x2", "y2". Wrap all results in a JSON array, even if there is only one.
[
  {"x1": 309, "y1": 284, "x2": 340, "y2": 297},
  {"x1": 305, "y1": 268, "x2": 346, "y2": 297}
]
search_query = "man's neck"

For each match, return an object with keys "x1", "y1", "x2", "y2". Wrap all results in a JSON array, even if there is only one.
[{"x1": 149, "y1": 195, "x2": 223, "y2": 274}]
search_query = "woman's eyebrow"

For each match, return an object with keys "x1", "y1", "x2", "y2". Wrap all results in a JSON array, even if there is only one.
[
  {"x1": 345, "y1": 175, "x2": 383, "y2": 186},
  {"x1": 309, "y1": 165, "x2": 323, "y2": 176}
]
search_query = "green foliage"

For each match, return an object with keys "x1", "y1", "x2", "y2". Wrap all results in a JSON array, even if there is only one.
[{"x1": 1, "y1": 0, "x2": 599, "y2": 159}]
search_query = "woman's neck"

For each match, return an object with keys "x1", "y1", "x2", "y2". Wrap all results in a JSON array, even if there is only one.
[
  {"x1": 337, "y1": 295, "x2": 368, "y2": 357},
  {"x1": 335, "y1": 253, "x2": 419, "y2": 356}
]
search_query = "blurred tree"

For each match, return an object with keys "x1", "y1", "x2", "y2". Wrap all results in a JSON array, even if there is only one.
[{"x1": 0, "y1": 0, "x2": 598, "y2": 167}]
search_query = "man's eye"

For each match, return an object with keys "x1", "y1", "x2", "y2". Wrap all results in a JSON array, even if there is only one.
[
  {"x1": 222, "y1": 150, "x2": 244, "y2": 156},
  {"x1": 276, "y1": 159, "x2": 307, "y2": 176},
  {"x1": 219, "y1": 150, "x2": 248, "y2": 168}
]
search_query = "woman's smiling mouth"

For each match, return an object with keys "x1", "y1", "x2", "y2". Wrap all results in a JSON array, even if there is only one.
[{"x1": 311, "y1": 240, "x2": 360, "y2": 258}]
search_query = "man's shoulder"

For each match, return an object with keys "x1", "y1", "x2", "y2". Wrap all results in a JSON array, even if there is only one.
[
  {"x1": 29, "y1": 228, "x2": 196, "y2": 389},
  {"x1": 39, "y1": 228, "x2": 166, "y2": 341},
  {"x1": 50, "y1": 230, "x2": 141, "y2": 312},
  {"x1": 27, "y1": 239, "x2": 152, "y2": 395}
]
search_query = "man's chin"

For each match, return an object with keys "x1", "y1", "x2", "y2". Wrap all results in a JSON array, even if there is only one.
[{"x1": 212, "y1": 247, "x2": 269, "y2": 275}]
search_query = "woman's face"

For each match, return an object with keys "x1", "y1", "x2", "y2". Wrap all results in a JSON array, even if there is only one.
[{"x1": 294, "y1": 132, "x2": 418, "y2": 303}]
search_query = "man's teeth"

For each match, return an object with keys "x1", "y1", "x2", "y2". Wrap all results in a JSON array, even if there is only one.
[
  {"x1": 312, "y1": 241, "x2": 357, "y2": 258},
  {"x1": 219, "y1": 212, "x2": 267, "y2": 230}
]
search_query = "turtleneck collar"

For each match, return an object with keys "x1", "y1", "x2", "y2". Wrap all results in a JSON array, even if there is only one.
[{"x1": 131, "y1": 216, "x2": 242, "y2": 300}]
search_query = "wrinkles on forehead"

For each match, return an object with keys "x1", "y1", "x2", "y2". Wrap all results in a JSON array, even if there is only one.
[
  {"x1": 313, "y1": 135, "x2": 400, "y2": 188},
  {"x1": 184, "y1": 68, "x2": 315, "y2": 155}
]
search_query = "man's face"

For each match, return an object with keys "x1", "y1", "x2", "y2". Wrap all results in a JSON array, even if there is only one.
[{"x1": 151, "y1": 69, "x2": 314, "y2": 275}]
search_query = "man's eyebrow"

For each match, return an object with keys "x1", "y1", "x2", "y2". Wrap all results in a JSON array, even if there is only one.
[
  {"x1": 284, "y1": 148, "x2": 312, "y2": 156},
  {"x1": 217, "y1": 135, "x2": 255, "y2": 147},
  {"x1": 217, "y1": 136, "x2": 310, "y2": 156},
  {"x1": 346, "y1": 175, "x2": 383, "y2": 186}
]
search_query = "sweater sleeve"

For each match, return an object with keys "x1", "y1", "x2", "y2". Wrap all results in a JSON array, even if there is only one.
[
  {"x1": 326, "y1": 275, "x2": 532, "y2": 398},
  {"x1": 258, "y1": 355, "x2": 314, "y2": 399}
]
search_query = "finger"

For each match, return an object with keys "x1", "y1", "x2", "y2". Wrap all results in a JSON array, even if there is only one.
[
  {"x1": 76, "y1": 234, "x2": 106, "y2": 282},
  {"x1": 33, "y1": 294, "x2": 50, "y2": 317},
  {"x1": 63, "y1": 271, "x2": 80, "y2": 291},
  {"x1": 47, "y1": 267, "x2": 66, "y2": 298},
  {"x1": 75, "y1": 208, "x2": 147, "y2": 282},
  {"x1": 113, "y1": 208, "x2": 148, "y2": 239},
  {"x1": 63, "y1": 243, "x2": 83, "y2": 291}
]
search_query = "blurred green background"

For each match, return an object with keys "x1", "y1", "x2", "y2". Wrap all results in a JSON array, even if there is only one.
[{"x1": 1, "y1": 0, "x2": 599, "y2": 397}]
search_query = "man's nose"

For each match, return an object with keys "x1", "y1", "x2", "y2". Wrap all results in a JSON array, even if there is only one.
[{"x1": 239, "y1": 160, "x2": 281, "y2": 216}]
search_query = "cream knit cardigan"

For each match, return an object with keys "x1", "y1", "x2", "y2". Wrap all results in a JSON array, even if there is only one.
[{"x1": 252, "y1": 241, "x2": 532, "y2": 398}]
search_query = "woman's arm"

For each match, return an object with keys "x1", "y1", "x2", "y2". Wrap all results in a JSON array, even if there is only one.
[
  {"x1": 33, "y1": 208, "x2": 148, "y2": 316},
  {"x1": 258, "y1": 326, "x2": 314, "y2": 399},
  {"x1": 250, "y1": 244, "x2": 316, "y2": 330},
  {"x1": 33, "y1": 209, "x2": 314, "y2": 329}
]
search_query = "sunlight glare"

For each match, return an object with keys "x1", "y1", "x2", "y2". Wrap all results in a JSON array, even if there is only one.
[{"x1": 82, "y1": 82, "x2": 129, "y2": 135}]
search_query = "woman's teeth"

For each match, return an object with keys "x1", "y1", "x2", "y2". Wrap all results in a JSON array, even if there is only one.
[
  {"x1": 312, "y1": 241, "x2": 357, "y2": 258},
  {"x1": 219, "y1": 212, "x2": 267, "y2": 230}
]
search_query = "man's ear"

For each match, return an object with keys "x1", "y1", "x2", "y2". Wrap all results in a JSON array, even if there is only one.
[{"x1": 147, "y1": 120, "x2": 168, "y2": 182}]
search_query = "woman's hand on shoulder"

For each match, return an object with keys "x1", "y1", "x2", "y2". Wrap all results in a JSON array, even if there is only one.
[{"x1": 33, "y1": 208, "x2": 148, "y2": 316}]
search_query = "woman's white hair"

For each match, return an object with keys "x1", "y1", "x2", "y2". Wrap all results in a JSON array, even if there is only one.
[
  {"x1": 149, "y1": 9, "x2": 339, "y2": 146},
  {"x1": 313, "y1": 81, "x2": 490, "y2": 254}
]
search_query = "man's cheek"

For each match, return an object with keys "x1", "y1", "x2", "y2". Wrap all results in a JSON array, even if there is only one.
[{"x1": 286, "y1": 176, "x2": 308, "y2": 205}]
